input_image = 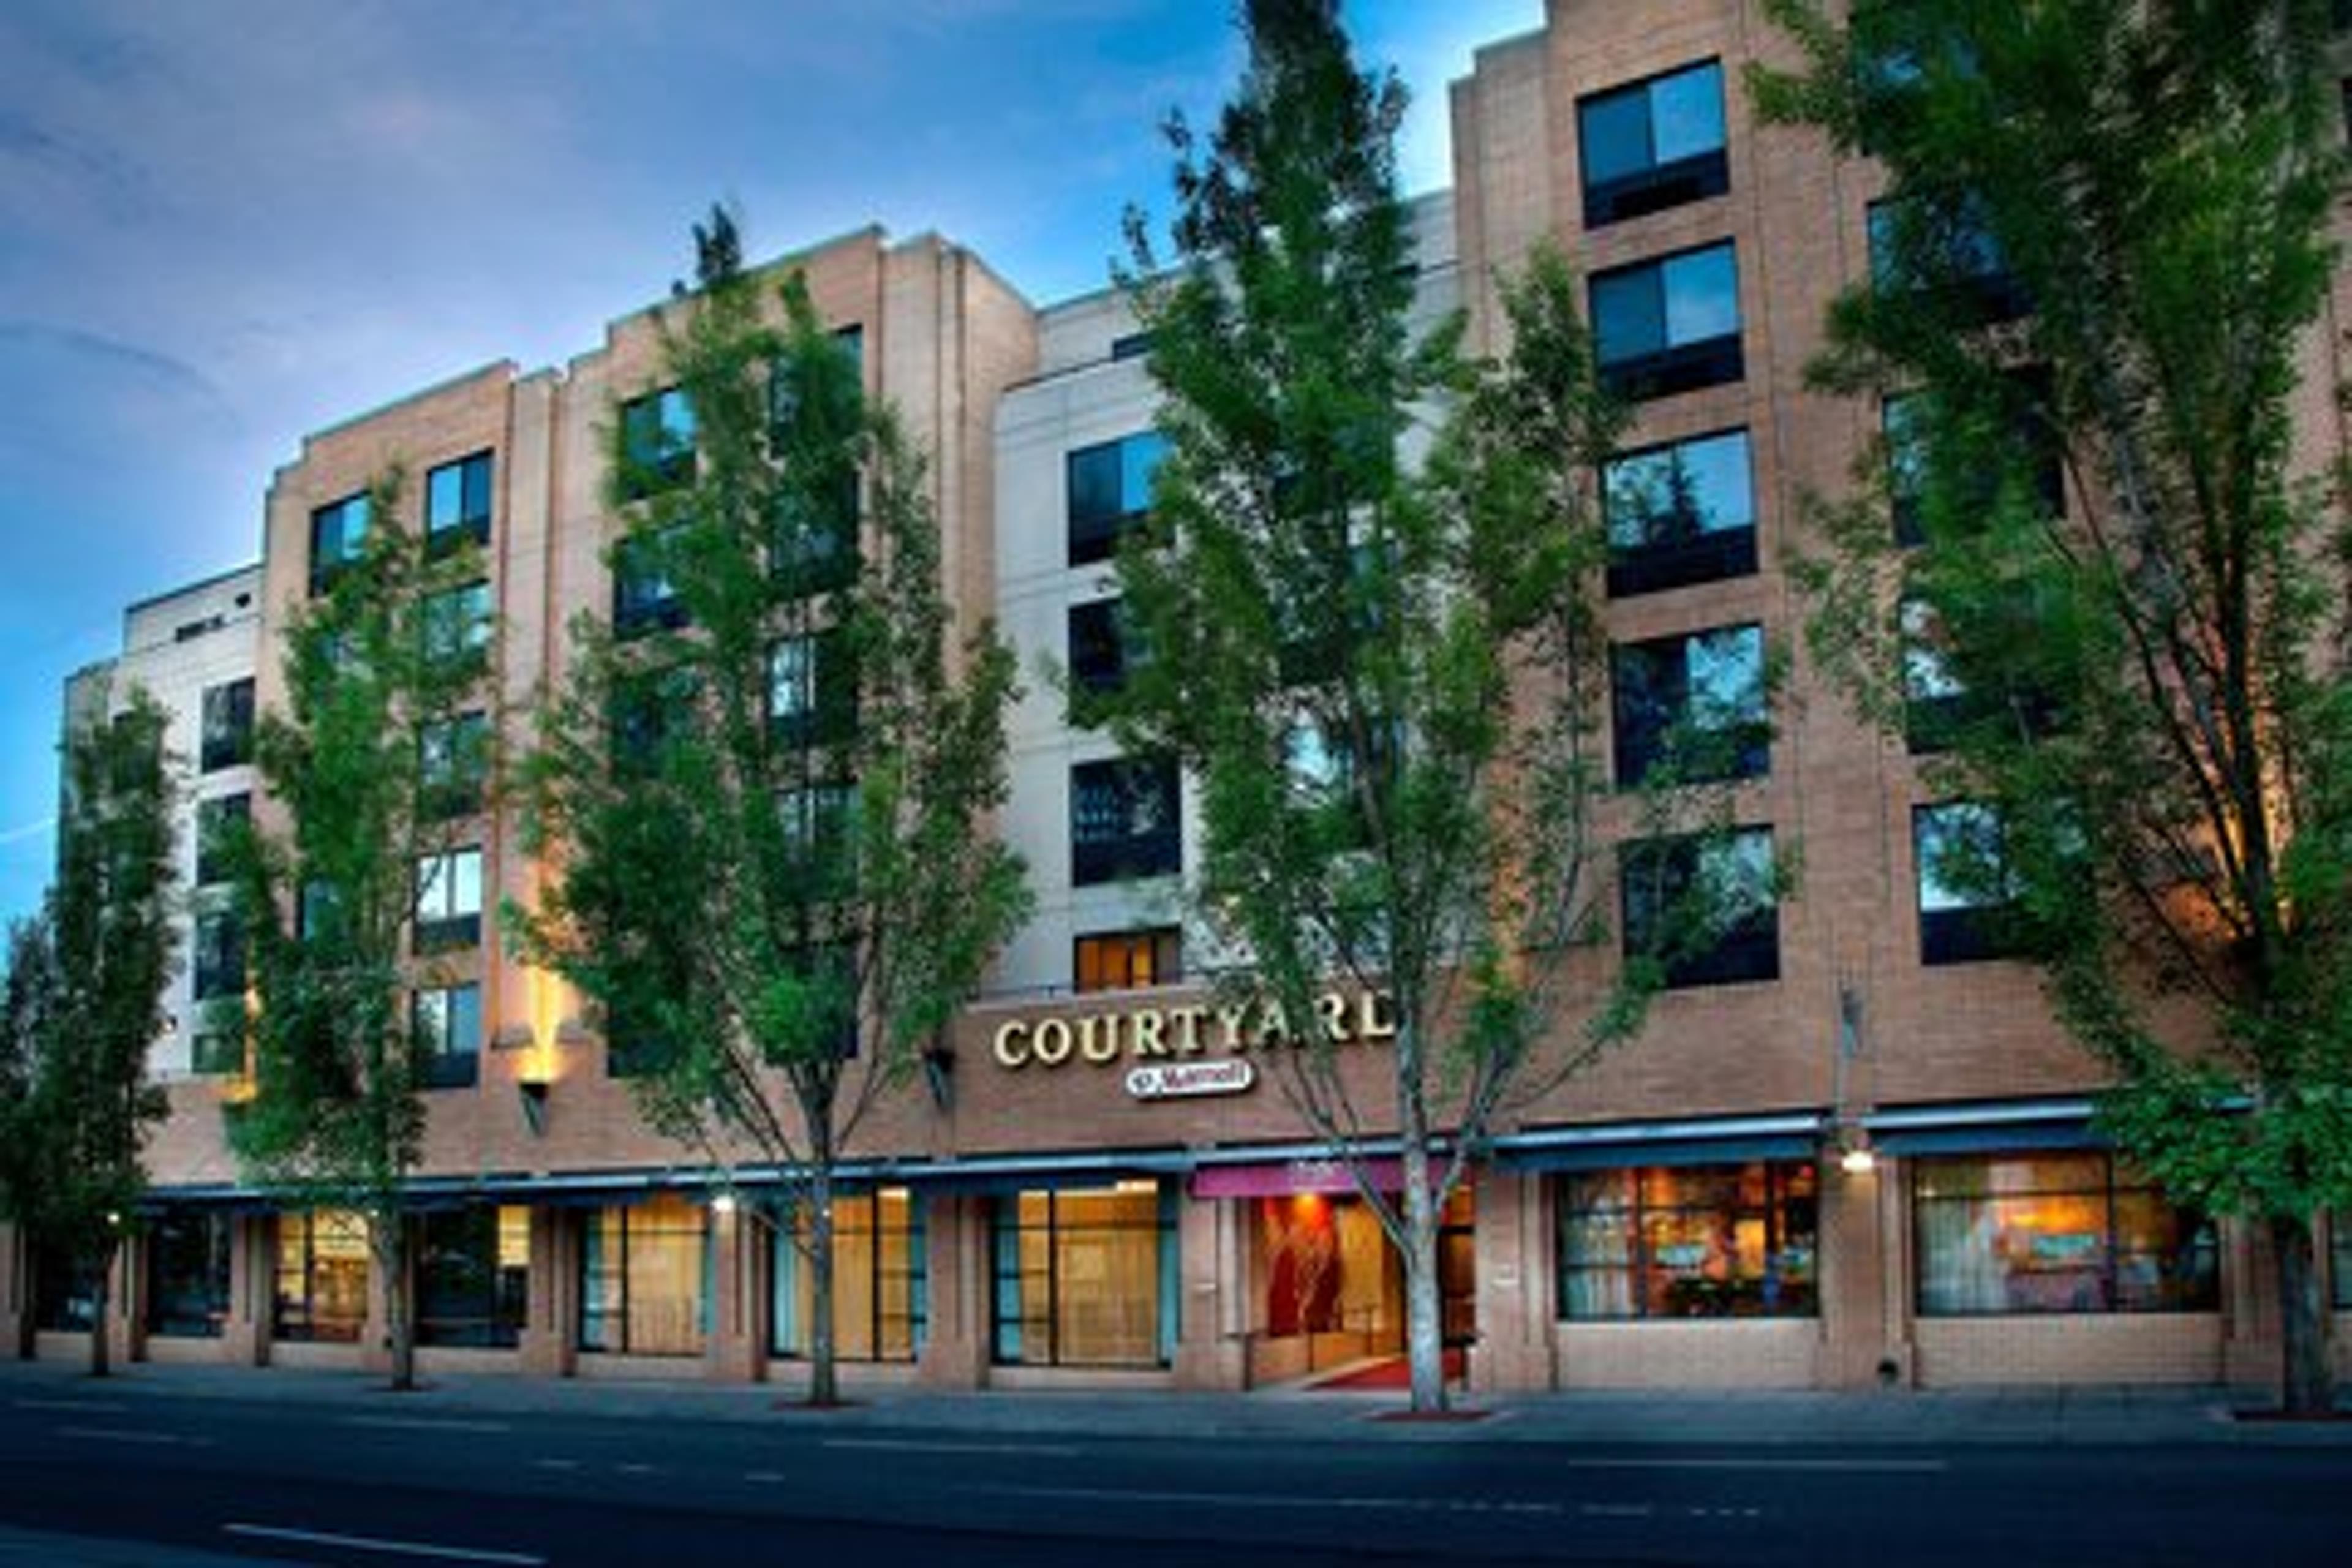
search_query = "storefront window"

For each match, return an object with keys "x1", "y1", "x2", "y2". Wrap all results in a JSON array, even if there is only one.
[
  {"x1": 1556, "y1": 1161, "x2": 1817, "y2": 1320},
  {"x1": 579, "y1": 1193, "x2": 709, "y2": 1356},
  {"x1": 31, "y1": 1237, "x2": 100, "y2": 1332},
  {"x1": 2332, "y1": 1221, "x2": 2351, "y2": 1311},
  {"x1": 146, "y1": 1211, "x2": 232, "y2": 1338},
  {"x1": 417, "y1": 1205, "x2": 529, "y2": 1348},
  {"x1": 772, "y1": 1189, "x2": 927, "y2": 1362},
  {"x1": 275, "y1": 1210, "x2": 369, "y2": 1343},
  {"x1": 1913, "y1": 1152, "x2": 2217, "y2": 1315},
  {"x1": 991, "y1": 1182, "x2": 1175, "y2": 1369}
]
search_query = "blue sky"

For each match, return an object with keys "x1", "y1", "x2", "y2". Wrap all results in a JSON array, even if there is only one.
[{"x1": 0, "y1": 0, "x2": 1542, "y2": 927}]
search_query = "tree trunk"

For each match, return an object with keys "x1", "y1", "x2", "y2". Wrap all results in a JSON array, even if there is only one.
[
  {"x1": 379, "y1": 1212, "x2": 416, "y2": 1393},
  {"x1": 86, "y1": 1238, "x2": 115, "y2": 1379},
  {"x1": 1399, "y1": 1139, "x2": 1446, "y2": 1414},
  {"x1": 808, "y1": 1163, "x2": 838, "y2": 1408},
  {"x1": 2272, "y1": 1213, "x2": 2332, "y2": 1416}
]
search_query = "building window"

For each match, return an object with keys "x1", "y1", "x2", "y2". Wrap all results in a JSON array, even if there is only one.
[
  {"x1": 1066, "y1": 598, "x2": 1131, "y2": 712},
  {"x1": 195, "y1": 792, "x2": 249, "y2": 886},
  {"x1": 413, "y1": 847, "x2": 483, "y2": 953},
  {"x1": 769, "y1": 631, "x2": 857, "y2": 748},
  {"x1": 2332, "y1": 1220, "x2": 2351, "y2": 1310},
  {"x1": 1620, "y1": 826, "x2": 1778, "y2": 989},
  {"x1": 1578, "y1": 59, "x2": 1729, "y2": 229},
  {"x1": 145, "y1": 1210, "x2": 232, "y2": 1339},
  {"x1": 192, "y1": 907, "x2": 244, "y2": 1002},
  {"x1": 1070, "y1": 756, "x2": 1182, "y2": 886},
  {"x1": 1914, "y1": 1152, "x2": 2218, "y2": 1314},
  {"x1": 991, "y1": 1182, "x2": 1175, "y2": 1369},
  {"x1": 274, "y1": 1210, "x2": 369, "y2": 1343},
  {"x1": 1913, "y1": 802, "x2": 2021, "y2": 965},
  {"x1": 417, "y1": 1205, "x2": 529, "y2": 1349},
  {"x1": 1604, "y1": 429, "x2": 1756, "y2": 598},
  {"x1": 1884, "y1": 371, "x2": 2063, "y2": 549},
  {"x1": 579, "y1": 1193, "x2": 709, "y2": 1355},
  {"x1": 200, "y1": 678, "x2": 255, "y2": 773},
  {"x1": 1591, "y1": 242, "x2": 1743, "y2": 401},
  {"x1": 1611, "y1": 623, "x2": 1768, "y2": 786},
  {"x1": 1066, "y1": 432, "x2": 1167, "y2": 566},
  {"x1": 31, "y1": 1237, "x2": 100, "y2": 1331},
  {"x1": 620, "y1": 386, "x2": 695, "y2": 497},
  {"x1": 612, "y1": 527, "x2": 687, "y2": 636},
  {"x1": 425, "y1": 450, "x2": 494, "y2": 556},
  {"x1": 609, "y1": 666, "x2": 697, "y2": 777},
  {"x1": 1074, "y1": 927, "x2": 1181, "y2": 993},
  {"x1": 190, "y1": 1030, "x2": 243, "y2": 1076},
  {"x1": 1557, "y1": 1161, "x2": 1818, "y2": 1319},
  {"x1": 419, "y1": 712, "x2": 490, "y2": 820},
  {"x1": 1868, "y1": 197, "x2": 2027, "y2": 323},
  {"x1": 412, "y1": 982, "x2": 483, "y2": 1090},
  {"x1": 780, "y1": 782, "x2": 858, "y2": 897},
  {"x1": 420, "y1": 579, "x2": 492, "y2": 673},
  {"x1": 309, "y1": 492, "x2": 370, "y2": 595},
  {"x1": 771, "y1": 1189, "x2": 926, "y2": 1363}
]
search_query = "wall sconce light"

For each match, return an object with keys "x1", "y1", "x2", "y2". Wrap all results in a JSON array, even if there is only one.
[
  {"x1": 1835, "y1": 1124, "x2": 1877, "y2": 1177},
  {"x1": 518, "y1": 1077, "x2": 550, "y2": 1137},
  {"x1": 710, "y1": 1191, "x2": 739, "y2": 1218}
]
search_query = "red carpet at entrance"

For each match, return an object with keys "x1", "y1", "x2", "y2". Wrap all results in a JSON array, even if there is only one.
[{"x1": 1308, "y1": 1348, "x2": 1465, "y2": 1391}]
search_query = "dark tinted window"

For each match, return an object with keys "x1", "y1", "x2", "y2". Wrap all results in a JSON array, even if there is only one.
[
  {"x1": 1578, "y1": 60, "x2": 1729, "y2": 228},
  {"x1": 1591, "y1": 244, "x2": 1743, "y2": 400}
]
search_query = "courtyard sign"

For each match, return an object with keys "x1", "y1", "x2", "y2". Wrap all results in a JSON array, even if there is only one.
[{"x1": 989, "y1": 989, "x2": 1396, "y2": 1074}]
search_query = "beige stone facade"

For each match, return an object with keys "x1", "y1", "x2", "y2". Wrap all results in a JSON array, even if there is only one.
[{"x1": 7, "y1": 1, "x2": 2348, "y2": 1393}]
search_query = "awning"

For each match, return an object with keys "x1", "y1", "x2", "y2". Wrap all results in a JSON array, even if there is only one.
[
  {"x1": 1493, "y1": 1112, "x2": 1826, "y2": 1173},
  {"x1": 1864, "y1": 1098, "x2": 2103, "y2": 1157},
  {"x1": 1191, "y1": 1156, "x2": 1409, "y2": 1199}
]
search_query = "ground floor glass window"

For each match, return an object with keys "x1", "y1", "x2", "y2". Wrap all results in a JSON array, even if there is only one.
[
  {"x1": 31, "y1": 1237, "x2": 100, "y2": 1332},
  {"x1": 1556, "y1": 1161, "x2": 1818, "y2": 1319},
  {"x1": 274, "y1": 1210, "x2": 369, "y2": 1343},
  {"x1": 579, "y1": 1194, "x2": 709, "y2": 1355},
  {"x1": 771, "y1": 1189, "x2": 927, "y2": 1362},
  {"x1": 1913, "y1": 1152, "x2": 2217, "y2": 1315},
  {"x1": 2334, "y1": 1219, "x2": 2351, "y2": 1311},
  {"x1": 992, "y1": 1182, "x2": 1174, "y2": 1369},
  {"x1": 146, "y1": 1210, "x2": 232, "y2": 1338},
  {"x1": 417, "y1": 1205, "x2": 529, "y2": 1348}
]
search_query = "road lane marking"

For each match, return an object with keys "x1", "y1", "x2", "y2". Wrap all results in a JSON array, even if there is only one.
[
  {"x1": 54, "y1": 1427, "x2": 208, "y2": 1447},
  {"x1": 986, "y1": 1485, "x2": 1564, "y2": 1515},
  {"x1": 824, "y1": 1438, "x2": 1082, "y2": 1457},
  {"x1": 530, "y1": 1458, "x2": 580, "y2": 1471},
  {"x1": 745, "y1": 1470, "x2": 785, "y2": 1483},
  {"x1": 616, "y1": 1461, "x2": 657, "y2": 1474},
  {"x1": 12, "y1": 1398, "x2": 125, "y2": 1414},
  {"x1": 1559, "y1": 1457, "x2": 1947, "y2": 1474},
  {"x1": 340, "y1": 1415, "x2": 513, "y2": 1434},
  {"x1": 223, "y1": 1523, "x2": 545, "y2": 1565}
]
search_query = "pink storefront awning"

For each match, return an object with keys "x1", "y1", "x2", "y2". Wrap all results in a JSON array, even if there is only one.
[{"x1": 1189, "y1": 1156, "x2": 1407, "y2": 1199}]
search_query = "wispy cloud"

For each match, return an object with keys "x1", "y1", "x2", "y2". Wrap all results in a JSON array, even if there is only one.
[{"x1": 0, "y1": 816, "x2": 55, "y2": 848}]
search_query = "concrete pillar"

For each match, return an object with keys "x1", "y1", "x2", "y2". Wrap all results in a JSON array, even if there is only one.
[
  {"x1": 915, "y1": 1193, "x2": 987, "y2": 1389},
  {"x1": 2223, "y1": 1214, "x2": 2282, "y2": 1390},
  {"x1": 1471, "y1": 1170, "x2": 1554, "y2": 1394},
  {"x1": 108, "y1": 1232, "x2": 141, "y2": 1369},
  {"x1": 1172, "y1": 1191, "x2": 1244, "y2": 1389}
]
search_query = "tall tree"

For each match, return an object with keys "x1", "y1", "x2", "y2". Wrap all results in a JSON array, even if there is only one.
[
  {"x1": 222, "y1": 469, "x2": 491, "y2": 1392},
  {"x1": 1114, "y1": 0, "x2": 1763, "y2": 1412},
  {"x1": 518, "y1": 215, "x2": 1029, "y2": 1407},
  {"x1": 1756, "y1": 0, "x2": 2352, "y2": 1411},
  {"x1": 1, "y1": 690, "x2": 180, "y2": 1375}
]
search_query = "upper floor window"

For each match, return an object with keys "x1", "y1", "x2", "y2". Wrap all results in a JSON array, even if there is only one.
[
  {"x1": 768, "y1": 631, "x2": 858, "y2": 748},
  {"x1": 1620, "y1": 826, "x2": 1778, "y2": 989},
  {"x1": 1603, "y1": 428, "x2": 1757, "y2": 597},
  {"x1": 195, "y1": 793, "x2": 249, "y2": 886},
  {"x1": 1066, "y1": 598, "x2": 1133, "y2": 719},
  {"x1": 613, "y1": 527, "x2": 687, "y2": 637},
  {"x1": 412, "y1": 982, "x2": 483, "y2": 1090},
  {"x1": 1868, "y1": 197, "x2": 2027, "y2": 324},
  {"x1": 413, "y1": 846, "x2": 484, "y2": 953},
  {"x1": 780, "y1": 782, "x2": 858, "y2": 897},
  {"x1": 1071, "y1": 756, "x2": 1181, "y2": 886},
  {"x1": 200, "y1": 678, "x2": 255, "y2": 773},
  {"x1": 1591, "y1": 243, "x2": 1743, "y2": 401},
  {"x1": 425, "y1": 451, "x2": 494, "y2": 557},
  {"x1": 309, "y1": 492, "x2": 370, "y2": 596},
  {"x1": 1067, "y1": 432, "x2": 1167, "y2": 567},
  {"x1": 421, "y1": 579, "x2": 493, "y2": 671},
  {"x1": 1611, "y1": 624, "x2": 1768, "y2": 787},
  {"x1": 1578, "y1": 59, "x2": 1729, "y2": 229},
  {"x1": 1074, "y1": 927, "x2": 1181, "y2": 993},
  {"x1": 1913, "y1": 801, "x2": 2020, "y2": 965},
  {"x1": 772, "y1": 325, "x2": 864, "y2": 432},
  {"x1": 420, "y1": 712, "x2": 491, "y2": 820},
  {"x1": 192, "y1": 906, "x2": 245, "y2": 1002},
  {"x1": 620, "y1": 386, "x2": 695, "y2": 498},
  {"x1": 1884, "y1": 368, "x2": 2064, "y2": 549}
]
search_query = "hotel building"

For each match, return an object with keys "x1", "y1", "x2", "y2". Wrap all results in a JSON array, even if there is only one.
[{"x1": 5, "y1": 0, "x2": 2348, "y2": 1394}]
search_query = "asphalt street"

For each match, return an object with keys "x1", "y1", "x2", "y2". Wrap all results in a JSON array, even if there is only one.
[{"x1": 1, "y1": 1376, "x2": 2348, "y2": 1566}]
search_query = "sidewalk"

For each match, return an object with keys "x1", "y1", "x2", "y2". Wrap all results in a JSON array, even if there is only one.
[{"x1": 4, "y1": 1355, "x2": 2346, "y2": 1449}]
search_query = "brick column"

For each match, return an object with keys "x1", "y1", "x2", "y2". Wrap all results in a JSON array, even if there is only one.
[
  {"x1": 225, "y1": 1213, "x2": 271, "y2": 1366},
  {"x1": 915, "y1": 1193, "x2": 987, "y2": 1389},
  {"x1": 1172, "y1": 1191, "x2": 1244, "y2": 1389},
  {"x1": 1820, "y1": 1154, "x2": 1894, "y2": 1388},
  {"x1": 1471, "y1": 1170, "x2": 1555, "y2": 1393},
  {"x1": 520, "y1": 1205, "x2": 575, "y2": 1378},
  {"x1": 705, "y1": 1202, "x2": 766, "y2": 1383}
]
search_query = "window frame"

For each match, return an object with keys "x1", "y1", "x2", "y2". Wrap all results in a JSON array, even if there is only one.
[
  {"x1": 412, "y1": 846, "x2": 484, "y2": 953},
  {"x1": 424, "y1": 450, "x2": 494, "y2": 556},
  {"x1": 1066, "y1": 432, "x2": 1168, "y2": 567},
  {"x1": 1619, "y1": 826, "x2": 1779, "y2": 989},
  {"x1": 1610, "y1": 622, "x2": 1770, "y2": 787},
  {"x1": 308, "y1": 492, "x2": 371, "y2": 596},
  {"x1": 1577, "y1": 58, "x2": 1731, "y2": 229},
  {"x1": 1069, "y1": 756, "x2": 1182, "y2": 886},
  {"x1": 1590, "y1": 241, "x2": 1744, "y2": 401},
  {"x1": 1073, "y1": 927, "x2": 1182, "y2": 993},
  {"x1": 412, "y1": 981, "x2": 483, "y2": 1090},
  {"x1": 199, "y1": 678, "x2": 255, "y2": 774},
  {"x1": 1555, "y1": 1160, "x2": 1820, "y2": 1321}
]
